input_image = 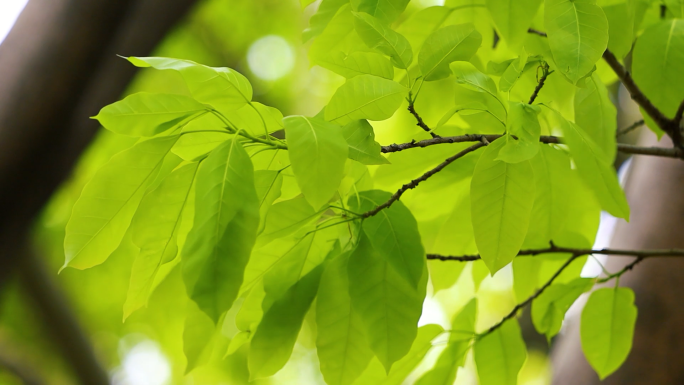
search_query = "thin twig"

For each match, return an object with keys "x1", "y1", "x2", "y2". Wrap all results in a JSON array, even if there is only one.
[
  {"x1": 427, "y1": 244, "x2": 684, "y2": 262},
  {"x1": 617, "y1": 120, "x2": 645, "y2": 136},
  {"x1": 596, "y1": 257, "x2": 645, "y2": 284},
  {"x1": 479, "y1": 253, "x2": 582, "y2": 338},
  {"x1": 361, "y1": 141, "x2": 487, "y2": 218},
  {"x1": 527, "y1": 28, "x2": 547, "y2": 37},
  {"x1": 407, "y1": 95, "x2": 440, "y2": 138},
  {"x1": 381, "y1": 134, "x2": 684, "y2": 158},
  {"x1": 529, "y1": 61, "x2": 552, "y2": 104},
  {"x1": 674, "y1": 99, "x2": 684, "y2": 128}
]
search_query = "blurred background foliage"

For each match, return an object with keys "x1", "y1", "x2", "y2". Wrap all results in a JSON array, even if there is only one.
[{"x1": 0, "y1": 0, "x2": 665, "y2": 383}]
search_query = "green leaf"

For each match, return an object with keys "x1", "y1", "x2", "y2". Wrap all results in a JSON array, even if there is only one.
[
  {"x1": 552, "y1": 111, "x2": 630, "y2": 219},
  {"x1": 316, "y1": 253, "x2": 374, "y2": 385},
  {"x1": 319, "y1": 51, "x2": 395, "y2": 79},
  {"x1": 349, "y1": 190, "x2": 427, "y2": 288},
  {"x1": 325, "y1": 75, "x2": 407, "y2": 125},
  {"x1": 581, "y1": 287, "x2": 638, "y2": 379},
  {"x1": 172, "y1": 113, "x2": 230, "y2": 161},
  {"x1": 532, "y1": 278, "x2": 594, "y2": 340},
  {"x1": 602, "y1": 1, "x2": 634, "y2": 59},
  {"x1": 248, "y1": 261, "x2": 327, "y2": 379},
  {"x1": 181, "y1": 137, "x2": 260, "y2": 322},
  {"x1": 258, "y1": 195, "x2": 317, "y2": 246},
  {"x1": 223, "y1": 102, "x2": 284, "y2": 136},
  {"x1": 499, "y1": 49, "x2": 529, "y2": 92},
  {"x1": 574, "y1": 72, "x2": 617, "y2": 160},
  {"x1": 93, "y1": 92, "x2": 208, "y2": 137},
  {"x1": 123, "y1": 162, "x2": 198, "y2": 319},
  {"x1": 396, "y1": 6, "x2": 454, "y2": 52},
  {"x1": 301, "y1": 0, "x2": 317, "y2": 9},
  {"x1": 284, "y1": 116, "x2": 348, "y2": 209},
  {"x1": 254, "y1": 170, "x2": 283, "y2": 234},
  {"x1": 544, "y1": 0, "x2": 609, "y2": 84},
  {"x1": 632, "y1": 20, "x2": 684, "y2": 127},
  {"x1": 450, "y1": 61, "x2": 508, "y2": 120},
  {"x1": 183, "y1": 301, "x2": 217, "y2": 373},
  {"x1": 474, "y1": 320, "x2": 527, "y2": 385},
  {"x1": 63, "y1": 135, "x2": 178, "y2": 270},
  {"x1": 351, "y1": 0, "x2": 410, "y2": 23},
  {"x1": 347, "y1": 231, "x2": 426, "y2": 372},
  {"x1": 127, "y1": 56, "x2": 253, "y2": 114},
  {"x1": 415, "y1": 299, "x2": 476, "y2": 385},
  {"x1": 664, "y1": 0, "x2": 684, "y2": 17},
  {"x1": 341, "y1": 120, "x2": 389, "y2": 165},
  {"x1": 418, "y1": 24, "x2": 482, "y2": 81},
  {"x1": 497, "y1": 102, "x2": 541, "y2": 163},
  {"x1": 303, "y1": 0, "x2": 349, "y2": 42},
  {"x1": 512, "y1": 257, "x2": 542, "y2": 301},
  {"x1": 471, "y1": 139, "x2": 536, "y2": 274},
  {"x1": 309, "y1": 5, "x2": 361, "y2": 68},
  {"x1": 486, "y1": 0, "x2": 542, "y2": 49},
  {"x1": 353, "y1": 12, "x2": 413, "y2": 69}
]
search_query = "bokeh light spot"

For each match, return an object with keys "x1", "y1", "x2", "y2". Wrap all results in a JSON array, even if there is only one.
[{"x1": 247, "y1": 35, "x2": 294, "y2": 81}]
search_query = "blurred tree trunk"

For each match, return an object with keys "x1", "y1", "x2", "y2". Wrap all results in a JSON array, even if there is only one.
[
  {"x1": 0, "y1": 0, "x2": 197, "y2": 383},
  {"x1": 551, "y1": 132, "x2": 684, "y2": 384}
]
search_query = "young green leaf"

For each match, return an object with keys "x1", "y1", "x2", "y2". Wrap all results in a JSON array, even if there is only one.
[
  {"x1": 257, "y1": 195, "x2": 317, "y2": 246},
  {"x1": 248, "y1": 261, "x2": 327, "y2": 379},
  {"x1": 554, "y1": 111, "x2": 630, "y2": 219},
  {"x1": 532, "y1": 278, "x2": 594, "y2": 340},
  {"x1": 303, "y1": 0, "x2": 349, "y2": 42},
  {"x1": 353, "y1": 12, "x2": 413, "y2": 69},
  {"x1": 395, "y1": 5, "x2": 454, "y2": 52},
  {"x1": 254, "y1": 170, "x2": 283, "y2": 234},
  {"x1": 63, "y1": 135, "x2": 179, "y2": 270},
  {"x1": 632, "y1": 20, "x2": 684, "y2": 128},
  {"x1": 450, "y1": 61, "x2": 507, "y2": 119},
  {"x1": 499, "y1": 49, "x2": 528, "y2": 92},
  {"x1": 284, "y1": 115, "x2": 348, "y2": 209},
  {"x1": 415, "y1": 299, "x2": 477, "y2": 385},
  {"x1": 347, "y1": 232, "x2": 426, "y2": 372},
  {"x1": 123, "y1": 162, "x2": 198, "y2": 319},
  {"x1": 319, "y1": 51, "x2": 395, "y2": 80},
  {"x1": 497, "y1": 102, "x2": 541, "y2": 163},
  {"x1": 474, "y1": 320, "x2": 527, "y2": 385},
  {"x1": 602, "y1": 1, "x2": 634, "y2": 59},
  {"x1": 127, "y1": 56, "x2": 253, "y2": 114},
  {"x1": 93, "y1": 92, "x2": 208, "y2": 137},
  {"x1": 183, "y1": 301, "x2": 218, "y2": 373},
  {"x1": 181, "y1": 137, "x2": 260, "y2": 322},
  {"x1": 574, "y1": 73, "x2": 618, "y2": 161},
  {"x1": 471, "y1": 139, "x2": 536, "y2": 274},
  {"x1": 316, "y1": 253, "x2": 374, "y2": 385},
  {"x1": 309, "y1": 5, "x2": 360, "y2": 67},
  {"x1": 341, "y1": 120, "x2": 390, "y2": 165},
  {"x1": 664, "y1": 0, "x2": 684, "y2": 17},
  {"x1": 581, "y1": 287, "x2": 638, "y2": 379},
  {"x1": 349, "y1": 190, "x2": 427, "y2": 288},
  {"x1": 418, "y1": 23, "x2": 482, "y2": 81},
  {"x1": 544, "y1": 0, "x2": 609, "y2": 84},
  {"x1": 325, "y1": 75, "x2": 407, "y2": 125},
  {"x1": 486, "y1": 0, "x2": 542, "y2": 49},
  {"x1": 351, "y1": 0, "x2": 410, "y2": 23},
  {"x1": 223, "y1": 102, "x2": 283, "y2": 136}
]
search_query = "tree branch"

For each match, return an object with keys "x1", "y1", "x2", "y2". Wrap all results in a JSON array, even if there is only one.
[
  {"x1": 382, "y1": 134, "x2": 684, "y2": 158},
  {"x1": 674, "y1": 99, "x2": 684, "y2": 128},
  {"x1": 529, "y1": 61, "x2": 552, "y2": 104},
  {"x1": 527, "y1": 28, "x2": 547, "y2": 37},
  {"x1": 361, "y1": 141, "x2": 487, "y2": 218},
  {"x1": 427, "y1": 244, "x2": 684, "y2": 262},
  {"x1": 617, "y1": 119, "x2": 645, "y2": 136},
  {"x1": 596, "y1": 257, "x2": 645, "y2": 284},
  {"x1": 407, "y1": 96, "x2": 440, "y2": 138},
  {"x1": 479, "y1": 253, "x2": 582, "y2": 338}
]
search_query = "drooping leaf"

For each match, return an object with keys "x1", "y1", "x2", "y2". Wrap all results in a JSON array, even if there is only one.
[
  {"x1": 532, "y1": 278, "x2": 594, "y2": 340},
  {"x1": 319, "y1": 51, "x2": 396, "y2": 79},
  {"x1": 347, "y1": 231, "x2": 426, "y2": 372},
  {"x1": 581, "y1": 287, "x2": 638, "y2": 379},
  {"x1": 450, "y1": 61, "x2": 508, "y2": 120},
  {"x1": 601, "y1": 1, "x2": 634, "y2": 59},
  {"x1": 254, "y1": 170, "x2": 283, "y2": 233},
  {"x1": 415, "y1": 299, "x2": 477, "y2": 385},
  {"x1": 499, "y1": 49, "x2": 529, "y2": 92},
  {"x1": 325, "y1": 75, "x2": 407, "y2": 125},
  {"x1": 486, "y1": 0, "x2": 542, "y2": 49},
  {"x1": 248, "y1": 261, "x2": 327, "y2": 379},
  {"x1": 552, "y1": 111, "x2": 630, "y2": 219},
  {"x1": 474, "y1": 319, "x2": 527, "y2": 385},
  {"x1": 183, "y1": 301, "x2": 218, "y2": 373},
  {"x1": 574, "y1": 72, "x2": 618, "y2": 160},
  {"x1": 418, "y1": 23, "x2": 482, "y2": 81},
  {"x1": 341, "y1": 120, "x2": 390, "y2": 165},
  {"x1": 316, "y1": 253, "x2": 374, "y2": 385},
  {"x1": 351, "y1": 0, "x2": 410, "y2": 23},
  {"x1": 63, "y1": 135, "x2": 179, "y2": 270},
  {"x1": 258, "y1": 195, "x2": 317, "y2": 246},
  {"x1": 93, "y1": 92, "x2": 208, "y2": 137},
  {"x1": 544, "y1": 0, "x2": 609, "y2": 84},
  {"x1": 127, "y1": 57, "x2": 253, "y2": 114},
  {"x1": 353, "y1": 12, "x2": 413, "y2": 69},
  {"x1": 471, "y1": 139, "x2": 536, "y2": 274},
  {"x1": 181, "y1": 137, "x2": 260, "y2": 322},
  {"x1": 349, "y1": 190, "x2": 426, "y2": 288},
  {"x1": 632, "y1": 20, "x2": 684, "y2": 134},
  {"x1": 497, "y1": 102, "x2": 541, "y2": 163},
  {"x1": 284, "y1": 115, "x2": 348, "y2": 209},
  {"x1": 124, "y1": 162, "x2": 198, "y2": 319},
  {"x1": 303, "y1": 0, "x2": 349, "y2": 42}
]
